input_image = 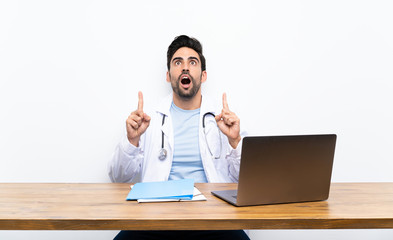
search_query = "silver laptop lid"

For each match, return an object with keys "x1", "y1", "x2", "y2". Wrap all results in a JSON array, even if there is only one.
[{"x1": 236, "y1": 134, "x2": 336, "y2": 206}]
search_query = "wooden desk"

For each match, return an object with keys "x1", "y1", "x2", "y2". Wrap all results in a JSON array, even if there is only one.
[{"x1": 0, "y1": 183, "x2": 392, "y2": 230}]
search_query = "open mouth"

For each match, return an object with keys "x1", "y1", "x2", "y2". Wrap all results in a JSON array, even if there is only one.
[{"x1": 180, "y1": 75, "x2": 191, "y2": 88}]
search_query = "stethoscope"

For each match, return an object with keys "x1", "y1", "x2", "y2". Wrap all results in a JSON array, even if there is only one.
[{"x1": 158, "y1": 112, "x2": 221, "y2": 160}]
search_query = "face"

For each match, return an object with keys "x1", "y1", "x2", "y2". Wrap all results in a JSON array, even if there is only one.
[{"x1": 166, "y1": 47, "x2": 207, "y2": 100}]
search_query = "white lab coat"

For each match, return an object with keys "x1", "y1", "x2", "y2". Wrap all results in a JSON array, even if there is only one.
[{"x1": 108, "y1": 93, "x2": 245, "y2": 183}]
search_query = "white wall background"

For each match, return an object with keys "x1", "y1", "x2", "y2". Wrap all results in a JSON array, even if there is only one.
[{"x1": 1, "y1": 0, "x2": 392, "y2": 239}]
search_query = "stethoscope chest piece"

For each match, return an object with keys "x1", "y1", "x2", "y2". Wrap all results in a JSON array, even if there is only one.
[{"x1": 158, "y1": 148, "x2": 167, "y2": 160}]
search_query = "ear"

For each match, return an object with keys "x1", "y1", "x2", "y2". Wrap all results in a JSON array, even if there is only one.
[
  {"x1": 201, "y1": 71, "x2": 207, "y2": 83},
  {"x1": 166, "y1": 71, "x2": 170, "y2": 82}
]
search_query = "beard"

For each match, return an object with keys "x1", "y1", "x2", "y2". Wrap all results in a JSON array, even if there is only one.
[{"x1": 169, "y1": 72, "x2": 202, "y2": 100}]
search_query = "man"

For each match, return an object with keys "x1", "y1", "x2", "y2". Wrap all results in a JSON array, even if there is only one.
[{"x1": 109, "y1": 35, "x2": 249, "y2": 240}]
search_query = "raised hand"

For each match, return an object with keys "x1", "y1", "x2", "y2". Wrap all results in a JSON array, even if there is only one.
[
  {"x1": 215, "y1": 93, "x2": 241, "y2": 149},
  {"x1": 126, "y1": 91, "x2": 151, "y2": 147}
]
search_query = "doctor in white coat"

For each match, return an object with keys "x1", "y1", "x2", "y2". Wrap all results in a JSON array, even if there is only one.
[
  {"x1": 108, "y1": 35, "x2": 249, "y2": 240},
  {"x1": 108, "y1": 91, "x2": 244, "y2": 183}
]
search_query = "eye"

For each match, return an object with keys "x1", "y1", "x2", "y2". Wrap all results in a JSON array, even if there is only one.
[
  {"x1": 175, "y1": 61, "x2": 181, "y2": 66},
  {"x1": 190, "y1": 60, "x2": 197, "y2": 65}
]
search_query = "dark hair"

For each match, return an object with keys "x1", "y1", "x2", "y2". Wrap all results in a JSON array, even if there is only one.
[{"x1": 167, "y1": 35, "x2": 206, "y2": 71}]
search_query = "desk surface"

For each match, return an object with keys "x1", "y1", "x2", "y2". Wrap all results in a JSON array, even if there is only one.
[{"x1": 0, "y1": 182, "x2": 392, "y2": 230}]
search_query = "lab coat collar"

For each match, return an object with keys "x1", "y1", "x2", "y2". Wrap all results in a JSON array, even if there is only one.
[{"x1": 156, "y1": 93, "x2": 173, "y2": 117}]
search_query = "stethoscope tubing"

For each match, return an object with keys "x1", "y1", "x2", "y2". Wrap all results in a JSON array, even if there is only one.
[{"x1": 158, "y1": 112, "x2": 218, "y2": 160}]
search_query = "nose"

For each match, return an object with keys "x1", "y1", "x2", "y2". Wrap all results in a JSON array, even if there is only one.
[
  {"x1": 182, "y1": 66, "x2": 190, "y2": 73},
  {"x1": 182, "y1": 62, "x2": 190, "y2": 71}
]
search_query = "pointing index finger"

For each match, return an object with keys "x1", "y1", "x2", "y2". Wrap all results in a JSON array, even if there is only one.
[
  {"x1": 222, "y1": 93, "x2": 229, "y2": 110},
  {"x1": 138, "y1": 91, "x2": 143, "y2": 111}
]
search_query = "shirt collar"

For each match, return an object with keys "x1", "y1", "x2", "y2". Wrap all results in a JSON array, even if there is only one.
[{"x1": 155, "y1": 92, "x2": 217, "y2": 116}]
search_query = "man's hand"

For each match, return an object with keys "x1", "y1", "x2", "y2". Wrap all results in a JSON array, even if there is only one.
[
  {"x1": 215, "y1": 93, "x2": 241, "y2": 149},
  {"x1": 126, "y1": 91, "x2": 151, "y2": 147}
]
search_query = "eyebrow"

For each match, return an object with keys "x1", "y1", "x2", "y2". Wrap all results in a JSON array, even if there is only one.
[{"x1": 172, "y1": 56, "x2": 200, "y2": 63}]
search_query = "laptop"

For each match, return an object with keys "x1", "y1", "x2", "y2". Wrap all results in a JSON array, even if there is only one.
[{"x1": 211, "y1": 134, "x2": 337, "y2": 207}]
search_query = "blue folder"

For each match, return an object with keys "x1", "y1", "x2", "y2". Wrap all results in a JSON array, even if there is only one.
[{"x1": 126, "y1": 179, "x2": 194, "y2": 201}]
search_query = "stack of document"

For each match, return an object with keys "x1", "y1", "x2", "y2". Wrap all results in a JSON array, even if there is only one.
[{"x1": 126, "y1": 179, "x2": 207, "y2": 203}]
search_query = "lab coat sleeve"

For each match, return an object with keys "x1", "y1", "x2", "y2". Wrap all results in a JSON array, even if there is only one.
[
  {"x1": 225, "y1": 131, "x2": 246, "y2": 182},
  {"x1": 108, "y1": 135, "x2": 144, "y2": 183}
]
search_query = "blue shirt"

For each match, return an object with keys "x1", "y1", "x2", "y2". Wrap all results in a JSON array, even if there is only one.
[{"x1": 168, "y1": 102, "x2": 208, "y2": 183}]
